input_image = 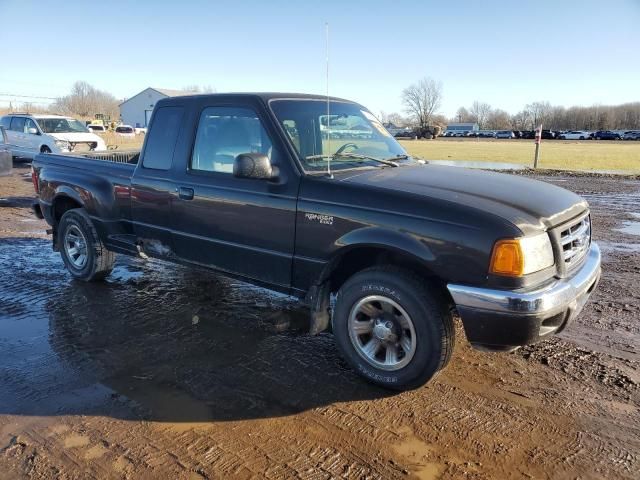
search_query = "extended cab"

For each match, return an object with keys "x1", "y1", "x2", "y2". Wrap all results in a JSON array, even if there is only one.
[{"x1": 31, "y1": 93, "x2": 601, "y2": 390}]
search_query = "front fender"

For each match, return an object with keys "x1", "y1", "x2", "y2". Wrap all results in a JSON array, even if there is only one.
[
  {"x1": 336, "y1": 226, "x2": 436, "y2": 262},
  {"x1": 318, "y1": 226, "x2": 436, "y2": 284}
]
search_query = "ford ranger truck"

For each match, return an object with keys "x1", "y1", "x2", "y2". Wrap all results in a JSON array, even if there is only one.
[{"x1": 31, "y1": 93, "x2": 601, "y2": 390}]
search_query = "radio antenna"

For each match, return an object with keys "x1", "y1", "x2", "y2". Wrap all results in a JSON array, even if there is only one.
[{"x1": 325, "y1": 22, "x2": 333, "y2": 178}]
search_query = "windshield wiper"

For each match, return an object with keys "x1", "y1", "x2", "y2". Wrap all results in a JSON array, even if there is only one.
[{"x1": 305, "y1": 152, "x2": 399, "y2": 167}]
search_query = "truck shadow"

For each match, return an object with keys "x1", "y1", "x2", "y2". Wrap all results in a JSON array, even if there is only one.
[
  {"x1": 0, "y1": 196, "x2": 34, "y2": 208},
  {"x1": 0, "y1": 238, "x2": 390, "y2": 423}
]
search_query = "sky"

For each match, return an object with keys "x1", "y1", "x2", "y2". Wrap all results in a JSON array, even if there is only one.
[{"x1": 1, "y1": 0, "x2": 639, "y2": 118}]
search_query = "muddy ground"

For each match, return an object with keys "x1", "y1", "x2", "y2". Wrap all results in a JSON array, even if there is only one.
[{"x1": 0, "y1": 163, "x2": 638, "y2": 480}]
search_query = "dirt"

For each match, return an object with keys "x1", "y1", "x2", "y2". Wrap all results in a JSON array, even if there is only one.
[{"x1": 0, "y1": 162, "x2": 638, "y2": 479}]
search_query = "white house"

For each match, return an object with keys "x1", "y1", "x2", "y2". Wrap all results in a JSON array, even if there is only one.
[{"x1": 119, "y1": 87, "x2": 197, "y2": 128}]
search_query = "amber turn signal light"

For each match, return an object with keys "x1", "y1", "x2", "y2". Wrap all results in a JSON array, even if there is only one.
[{"x1": 489, "y1": 239, "x2": 524, "y2": 276}]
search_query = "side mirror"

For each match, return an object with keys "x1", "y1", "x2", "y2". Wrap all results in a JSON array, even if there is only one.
[
  {"x1": 233, "y1": 153, "x2": 276, "y2": 180},
  {"x1": 27, "y1": 127, "x2": 39, "y2": 135}
]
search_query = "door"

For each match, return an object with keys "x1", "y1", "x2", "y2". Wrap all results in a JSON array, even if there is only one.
[
  {"x1": 170, "y1": 101, "x2": 299, "y2": 288},
  {"x1": 8, "y1": 117, "x2": 27, "y2": 156},
  {"x1": 144, "y1": 110, "x2": 153, "y2": 127},
  {"x1": 23, "y1": 118, "x2": 41, "y2": 154},
  {"x1": 131, "y1": 105, "x2": 186, "y2": 255}
]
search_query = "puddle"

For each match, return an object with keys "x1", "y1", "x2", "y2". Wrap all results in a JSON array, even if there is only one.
[
  {"x1": 615, "y1": 214, "x2": 640, "y2": 236},
  {"x1": 616, "y1": 221, "x2": 640, "y2": 236},
  {"x1": 427, "y1": 160, "x2": 526, "y2": 170},
  {"x1": 598, "y1": 241, "x2": 640, "y2": 253},
  {"x1": 0, "y1": 238, "x2": 387, "y2": 423}
]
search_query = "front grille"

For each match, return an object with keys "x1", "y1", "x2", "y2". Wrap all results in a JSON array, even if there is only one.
[{"x1": 559, "y1": 214, "x2": 591, "y2": 269}]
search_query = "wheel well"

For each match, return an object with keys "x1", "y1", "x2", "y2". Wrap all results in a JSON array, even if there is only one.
[
  {"x1": 326, "y1": 246, "x2": 447, "y2": 294},
  {"x1": 53, "y1": 196, "x2": 82, "y2": 225}
]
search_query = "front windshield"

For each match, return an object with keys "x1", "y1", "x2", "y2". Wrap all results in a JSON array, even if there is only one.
[
  {"x1": 270, "y1": 99, "x2": 412, "y2": 172},
  {"x1": 36, "y1": 118, "x2": 89, "y2": 134}
]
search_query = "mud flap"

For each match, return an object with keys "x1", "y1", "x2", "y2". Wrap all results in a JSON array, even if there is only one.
[{"x1": 307, "y1": 281, "x2": 332, "y2": 335}]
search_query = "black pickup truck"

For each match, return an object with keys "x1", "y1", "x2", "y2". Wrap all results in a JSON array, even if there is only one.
[{"x1": 31, "y1": 93, "x2": 601, "y2": 390}]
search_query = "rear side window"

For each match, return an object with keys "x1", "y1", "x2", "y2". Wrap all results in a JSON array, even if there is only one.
[
  {"x1": 10, "y1": 117, "x2": 26, "y2": 132},
  {"x1": 0, "y1": 117, "x2": 10, "y2": 129},
  {"x1": 142, "y1": 106, "x2": 184, "y2": 170}
]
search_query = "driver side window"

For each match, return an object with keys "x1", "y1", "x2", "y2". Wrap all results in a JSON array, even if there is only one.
[
  {"x1": 191, "y1": 106, "x2": 273, "y2": 174},
  {"x1": 24, "y1": 118, "x2": 38, "y2": 134}
]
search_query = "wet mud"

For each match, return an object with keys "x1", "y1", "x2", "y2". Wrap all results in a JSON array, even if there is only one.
[{"x1": 0, "y1": 163, "x2": 638, "y2": 479}]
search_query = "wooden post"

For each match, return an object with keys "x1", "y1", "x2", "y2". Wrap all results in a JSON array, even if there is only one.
[{"x1": 534, "y1": 125, "x2": 542, "y2": 169}]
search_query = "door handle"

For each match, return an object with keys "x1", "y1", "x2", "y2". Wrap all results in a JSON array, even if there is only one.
[{"x1": 177, "y1": 187, "x2": 194, "y2": 200}]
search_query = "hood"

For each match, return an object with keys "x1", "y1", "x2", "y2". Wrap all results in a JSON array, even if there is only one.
[
  {"x1": 49, "y1": 132, "x2": 104, "y2": 143},
  {"x1": 338, "y1": 164, "x2": 588, "y2": 234}
]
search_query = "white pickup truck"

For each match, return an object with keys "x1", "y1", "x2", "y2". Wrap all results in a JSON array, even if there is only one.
[{"x1": 0, "y1": 113, "x2": 106, "y2": 159}]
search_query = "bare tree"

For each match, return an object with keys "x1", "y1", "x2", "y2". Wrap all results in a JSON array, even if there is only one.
[
  {"x1": 525, "y1": 101, "x2": 552, "y2": 129},
  {"x1": 454, "y1": 107, "x2": 471, "y2": 123},
  {"x1": 54, "y1": 81, "x2": 119, "y2": 119},
  {"x1": 402, "y1": 77, "x2": 443, "y2": 129},
  {"x1": 486, "y1": 109, "x2": 511, "y2": 130},
  {"x1": 469, "y1": 101, "x2": 492, "y2": 129},
  {"x1": 385, "y1": 112, "x2": 410, "y2": 127},
  {"x1": 510, "y1": 111, "x2": 531, "y2": 130}
]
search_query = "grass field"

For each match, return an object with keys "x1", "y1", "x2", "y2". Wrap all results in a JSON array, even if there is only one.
[
  {"x1": 399, "y1": 138, "x2": 640, "y2": 172},
  {"x1": 103, "y1": 134, "x2": 640, "y2": 173}
]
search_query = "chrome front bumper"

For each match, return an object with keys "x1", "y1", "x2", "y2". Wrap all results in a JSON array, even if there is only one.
[{"x1": 447, "y1": 243, "x2": 601, "y2": 349}]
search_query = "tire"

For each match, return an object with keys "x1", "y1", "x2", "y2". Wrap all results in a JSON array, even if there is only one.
[
  {"x1": 40, "y1": 146, "x2": 51, "y2": 154},
  {"x1": 58, "y1": 208, "x2": 115, "y2": 281},
  {"x1": 332, "y1": 266, "x2": 454, "y2": 390},
  {"x1": 595, "y1": 136, "x2": 601, "y2": 140}
]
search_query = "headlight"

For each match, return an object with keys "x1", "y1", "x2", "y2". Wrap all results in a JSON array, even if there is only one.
[
  {"x1": 54, "y1": 139, "x2": 70, "y2": 150},
  {"x1": 489, "y1": 233, "x2": 554, "y2": 276}
]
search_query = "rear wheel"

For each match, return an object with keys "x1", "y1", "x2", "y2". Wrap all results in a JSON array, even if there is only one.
[
  {"x1": 332, "y1": 266, "x2": 454, "y2": 390},
  {"x1": 40, "y1": 146, "x2": 51, "y2": 154},
  {"x1": 58, "y1": 208, "x2": 115, "y2": 281}
]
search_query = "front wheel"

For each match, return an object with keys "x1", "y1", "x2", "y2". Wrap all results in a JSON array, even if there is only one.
[
  {"x1": 332, "y1": 266, "x2": 454, "y2": 390},
  {"x1": 58, "y1": 208, "x2": 115, "y2": 281}
]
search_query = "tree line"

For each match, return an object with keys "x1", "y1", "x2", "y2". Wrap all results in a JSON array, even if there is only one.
[
  {"x1": 4, "y1": 81, "x2": 216, "y2": 121},
  {"x1": 385, "y1": 76, "x2": 640, "y2": 131}
]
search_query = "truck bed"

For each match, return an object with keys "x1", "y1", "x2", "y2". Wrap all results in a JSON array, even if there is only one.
[{"x1": 34, "y1": 150, "x2": 139, "y2": 181}]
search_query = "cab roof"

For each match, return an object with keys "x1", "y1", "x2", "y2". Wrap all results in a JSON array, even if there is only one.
[{"x1": 158, "y1": 92, "x2": 356, "y2": 104}]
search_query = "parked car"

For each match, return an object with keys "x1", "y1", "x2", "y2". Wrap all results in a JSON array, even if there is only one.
[
  {"x1": 558, "y1": 130, "x2": 590, "y2": 140},
  {"x1": 541, "y1": 130, "x2": 556, "y2": 140},
  {"x1": 521, "y1": 130, "x2": 535, "y2": 139},
  {"x1": 0, "y1": 113, "x2": 107, "y2": 159},
  {"x1": 394, "y1": 130, "x2": 417, "y2": 139},
  {"x1": 623, "y1": 131, "x2": 640, "y2": 140},
  {"x1": 87, "y1": 124, "x2": 107, "y2": 133},
  {"x1": 31, "y1": 92, "x2": 601, "y2": 390},
  {"x1": 593, "y1": 130, "x2": 621, "y2": 140},
  {"x1": 114, "y1": 125, "x2": 136, "y2": 137},
  {"x1": 0, "y1": 126, "x2": 11, "y2": 175},
  {"x1": 481, "y1": 131, "x2": 496, "y2": 138},
  {"x1": 494, "y1": 130, "x2": 514, "y2": 139}
]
